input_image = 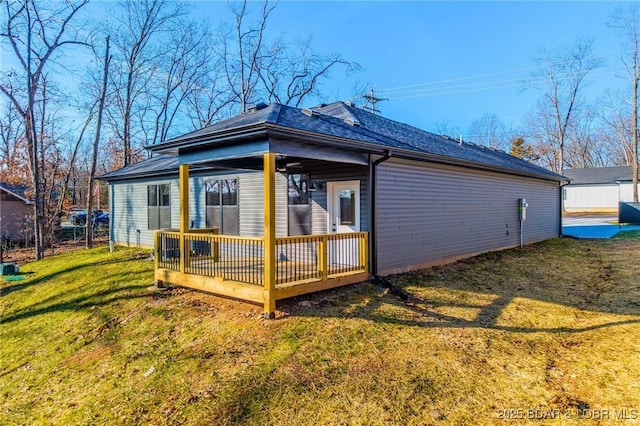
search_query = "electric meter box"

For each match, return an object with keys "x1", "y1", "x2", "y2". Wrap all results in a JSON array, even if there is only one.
[{"x1": 518, "y1": 198, "x2": 528, "y2": 221}]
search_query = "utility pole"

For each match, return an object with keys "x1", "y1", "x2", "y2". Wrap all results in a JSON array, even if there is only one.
[{"x1": 362, "y1": 88, "x2": 387, "y2": 114}]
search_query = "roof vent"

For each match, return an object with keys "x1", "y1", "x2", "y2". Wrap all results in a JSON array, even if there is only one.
[
  {"x1": 343, "y1": 117, "x2": 361, "y2": 127},
  {"x1": 248, "y1": 102, "x2": 268, "y2": 112},
  {"x1": 301, "y1": 108, "x2": 317, "y2": 117},
  {"x1": 344, "y1": 100, "x2": 353, "y2": 107}
]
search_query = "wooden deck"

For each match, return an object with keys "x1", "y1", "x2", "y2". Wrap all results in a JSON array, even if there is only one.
[
  {"x1": 160, "y1": 157, "x2": 370, "y2": 318},
  {"x1": 154, "y1": 230, "x2": 369, "y2": 305}
]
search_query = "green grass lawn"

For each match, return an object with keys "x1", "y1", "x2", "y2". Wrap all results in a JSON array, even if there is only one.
[{"x1": 2, "y1": 234, "x2": 640, "y2": 425}]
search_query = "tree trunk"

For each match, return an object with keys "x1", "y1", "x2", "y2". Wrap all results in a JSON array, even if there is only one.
[
  {"x1": 87, "y1": 36, "x2": 111, "y2": 249},
  {"x1": 633, "y1": 74, "x2": 639, "y2": 202},
  {"x1": 24, "y1": 5, "x2": 44, "y2": 260}
]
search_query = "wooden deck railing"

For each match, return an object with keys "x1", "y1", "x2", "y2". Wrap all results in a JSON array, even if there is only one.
[
  {"x1": 155, "y1": 229, "x2": 264, "y2": 285},
  {"x1": 155, "y1": 231, "x2": 181, "y2": 272},
  {"x1": 274, "y1": 232, "x2": 369, "y2": 286},
  {"x1": 155, "y1": 230, "x2": 368, "y2": 289},
  {"x1": 185, "y1": 233, "x2": 264, "y2": 285}
]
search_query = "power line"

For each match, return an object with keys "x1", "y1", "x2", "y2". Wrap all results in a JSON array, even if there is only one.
[
  {"x1": 375, "y1": 54, "x2": 616, "y2": 95},
  {"x1": 361, "y1": 88, "x2": 387, "y2": 114},
  {"x1": 383, "y1": 68, "x2": 620, "y2": 100}
]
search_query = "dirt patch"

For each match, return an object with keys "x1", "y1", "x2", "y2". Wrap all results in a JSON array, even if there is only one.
[{"x1": 64, "y1": 343, "x2": 114, "y2": 370}]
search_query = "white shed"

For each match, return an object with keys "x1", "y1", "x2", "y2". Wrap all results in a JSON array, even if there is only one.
[{"x1": 563, "y1": 166, "x2": 639, "y2": 213}]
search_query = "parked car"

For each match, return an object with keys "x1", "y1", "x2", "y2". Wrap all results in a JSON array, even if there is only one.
[
  {"x1": 69, "y1": 209, "x2": 104, "y2": 226},
  {"x1": 95, "y1": 212, "x2": 109, "y2": 227}
]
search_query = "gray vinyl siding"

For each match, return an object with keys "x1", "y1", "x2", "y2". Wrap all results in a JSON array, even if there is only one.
[
  {"x1": 276, "y1": 172, "x2": 288, "y2": 237},
  {"x1": 110, "y1": 170, "x2": 289, "y2": 246},
  {"x1": 235, "y1": 172, "x2": 287, "y2": 237},
  {"x1": 305, "y1": 162, "x2": 369, "y2": 234},
  {"x1": 376, "y1": 159, "x2": 560, "y2": 274},
  {"x1": 239, "y1": 173, "x2": 264, "y2": 237},
  {"x1": 189, "y1": 176, "x2": 206, "y2": 229},
  {"x1": 112, "y1": 177, "x2": 175, "y2": 248}
]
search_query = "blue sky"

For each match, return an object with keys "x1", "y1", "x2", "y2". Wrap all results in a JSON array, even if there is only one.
[
  {"x1": 192, "y1": 1, "x2": 625, "y2": 138},
  {"x1": 1, "y1": 1, "x2": 628, "y2": 141}
]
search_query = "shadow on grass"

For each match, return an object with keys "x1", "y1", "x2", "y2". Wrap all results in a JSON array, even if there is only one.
[
  {"x1": 1, "y1": 282, "x2": 152, "y2": 325},
  {"x1": 283, "y1": 237, "x2": 640, "y2": 334},
  {"x1": 283, "y1": 282, "x2": 640, "y2": 335},
  {"x1": 378, "y1": 293, "x2": 639, "y2": 333},
  {"x1": 0, "y1": 256, "x2": 150, "y2": 299}
]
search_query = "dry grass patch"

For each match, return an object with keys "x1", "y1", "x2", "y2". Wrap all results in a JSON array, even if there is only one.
[{"x1": 1, "y1": 233, "x2": 640, "y2": 425}]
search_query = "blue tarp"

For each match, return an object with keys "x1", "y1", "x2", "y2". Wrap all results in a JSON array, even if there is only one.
[{"x1": 562, "y1": 224, "x2": 640, "y2": 239}]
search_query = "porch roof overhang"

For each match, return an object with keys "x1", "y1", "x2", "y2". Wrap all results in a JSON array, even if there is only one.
[{"x1": 151, "y1": 124, "x2": 372, "y2": 168}]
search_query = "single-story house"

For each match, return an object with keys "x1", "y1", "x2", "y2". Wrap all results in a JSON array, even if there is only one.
[
  {"x1": 101, "y1": 101, "x2": 565, "y2": 317},
  {"x1": 563, "y1": 166, "x2": 639, "y2": 213},
  {"x1": 0, "y1": 182, "x2": 33, "y2": 241}
]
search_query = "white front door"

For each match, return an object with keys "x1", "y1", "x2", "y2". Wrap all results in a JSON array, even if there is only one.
[
  {"x1": 327, "y1": 181, "x2": 360, "y2": 267},
  {"x1": 328, "y1": 181, "x2": 360, "y2": 233}
]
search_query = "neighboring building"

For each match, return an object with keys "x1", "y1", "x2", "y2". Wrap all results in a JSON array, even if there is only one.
[
  {"x1": 563, "y1": 166, "x2": 639, "y2": 213},
  {"x1": 101, "y1": 102, "x2": 565, "y2": 316},
  {"x1": 0, "y1": 183, "x2": 33, "y2": 241}
]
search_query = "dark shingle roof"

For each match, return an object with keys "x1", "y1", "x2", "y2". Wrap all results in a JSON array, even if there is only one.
[
  {"x1": 0, "y1": 182, "x2": 32, "y2": 203},
  {"x1": 106, "y1": 102, "x2": 564, "y2": 182},
  {"x1": 564, "y1": 166, "x2": 632, "y2": 185},
  {"x1": 99, "y1": 155, "x2": 178, "y2": 181},
  {"x1": 316, "y1": 103, "x2": 561, "y2": 180}
]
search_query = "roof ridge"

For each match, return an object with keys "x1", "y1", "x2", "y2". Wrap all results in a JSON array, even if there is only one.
[{"x1": 270, "y1": 103, "x2": 284, "y2": 125}]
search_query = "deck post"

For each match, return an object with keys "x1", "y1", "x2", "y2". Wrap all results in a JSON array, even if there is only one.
[
  {"x1": 179, "y1": 164, "x2": 189, "y2": 274},
  {"x1": 154, "y1": 230, "x2": 164, "y2": 288},
  {"x1": 319, "y1": 235, "x2": 328, "y2": 281},
  {"x1": 263, "y1": 153, "x2": 276, "y2": 319},
  {"x1": 360, "y1": 233, "x2": 369, "y2": 272},
  {"x1": 211, "y1": 228, "x2": 220, "y2": 262}
]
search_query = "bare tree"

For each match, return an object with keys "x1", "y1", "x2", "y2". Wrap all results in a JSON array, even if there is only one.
[
  {"x1": 0, "y1": 102, "x2": 27, "y2": 182},
  {"x1": 0, "y1": 0, "x2": 89, "y2": 259},
  {"x1": 186, "y1": 67, "x2": 234, "y2": 128},
  {"x1": 259, "y1": 38, "x2": 357, "y2": 107},
  {"x1": 87, "y1": 36, "x2": 111, "y2": 249},
  {"x1": 433, "y1": 120, "x2": 462, "y2": 140},
  {"x1": 610, "y1": 4, "x2": 640, "y2": 201},
  {"x1": 56, "y1": 103, "x2": 97, "y2": 215},
  {"x1": 149, "y1": 23, "x2": 218, "y2": 144},
  {"x1": 599, "y1": 90, "x2": 635, "y2": 166},
  {"x1": 220, "y1": 0, "x2": 278, "y2": 113},
  {"x1": 219, "y1": 0, "x2": 358, "y2": 113},
  {"x1": 564, "y1": 107, "x2": 608, "y2": 168},
  {"x1": 108, "y1": 0, "x2": 187, "y2": 166},
  {"x1": 468, "y1": 113, "x2": 509, "y2": 150},
  {"x1": 526, "y1": 38, "x2": 601, "y2": 173}
]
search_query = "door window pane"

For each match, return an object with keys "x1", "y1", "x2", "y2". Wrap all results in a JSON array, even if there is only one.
[
  {"x1": 339, "y1": 189, "x2": 355, "y2": 225},
  {"x1": 288, "y1": 174, "x2": 311, "y2": 235}
]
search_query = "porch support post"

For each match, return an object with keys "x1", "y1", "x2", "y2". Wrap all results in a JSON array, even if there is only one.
[
  {"x1": 179, "y1": 164, "x2": 189, "y2": 274},
  {"x1": 263, "y1": 152, "x2": 276, "y2": 319},
  {"x1": 153, "y1": 230, "x2": 165, "y2": 288}
]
